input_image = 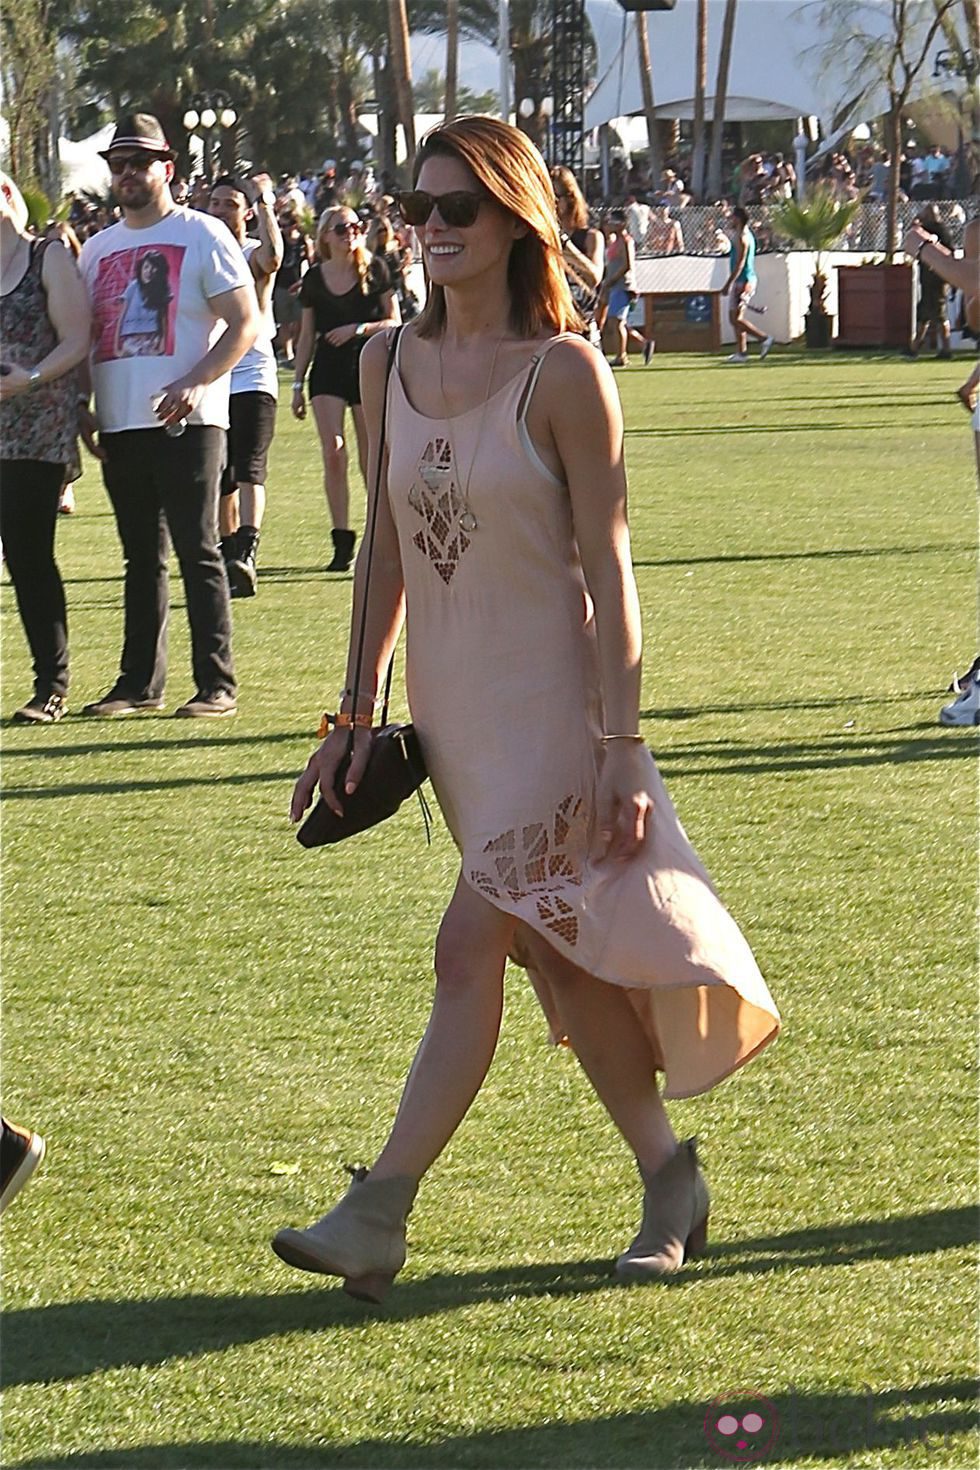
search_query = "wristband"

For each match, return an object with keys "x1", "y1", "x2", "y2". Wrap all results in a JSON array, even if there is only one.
[
  {"x1": 318, "y1": 709, "x2": 373, "y2": 738},
  {"x1": 28, "y1": 368, "x2": 43, "y2": 390},
  {"x1": 291, "y1": 381, "x2": 304, "y2": 391},
  {"x1": 354, "y1": 323, "x2": 367, "y2": 339}
]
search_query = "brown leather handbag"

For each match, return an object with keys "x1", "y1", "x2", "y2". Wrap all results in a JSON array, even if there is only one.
[{"x1": 297, "y1": 328, "x2": 428, "y2": 848}]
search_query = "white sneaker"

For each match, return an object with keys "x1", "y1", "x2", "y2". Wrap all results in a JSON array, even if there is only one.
[
  {"x1": 760, "y1": 335, "x2": 775, "y2": 361},
  {"x1": 726, "y1": 352, "x2": 748, "y2": 364},
  {"x1": 939, "y1": 675, "x2": 980, "y2": 726}
]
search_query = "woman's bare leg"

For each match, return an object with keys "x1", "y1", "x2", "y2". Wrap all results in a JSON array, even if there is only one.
[
  {"x1": 370, "y1": 877, "x2": 516, "y2": 1183},
  {"x1": 522, "y1": 932, "x2": 678, "y2": 1176},
  {"x1": 351, "y1": 404, "x2": 369, "y2": 485},
  {"x1": 311, "y1": 394, "x2": 351, "y2": 530}
]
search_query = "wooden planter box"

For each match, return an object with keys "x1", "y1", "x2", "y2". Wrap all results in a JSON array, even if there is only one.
[{"x1": 835, "y1": 263, "x2": 914, "y2": 348}]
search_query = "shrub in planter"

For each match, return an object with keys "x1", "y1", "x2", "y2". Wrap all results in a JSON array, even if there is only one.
[{"x1": 771, "y1": 187, "x2": 862, "y2": 345}]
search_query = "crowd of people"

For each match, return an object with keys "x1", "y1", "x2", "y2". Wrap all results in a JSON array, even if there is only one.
[{"x1": 0, "y1": 113, "x2": 975, "y2": 737}]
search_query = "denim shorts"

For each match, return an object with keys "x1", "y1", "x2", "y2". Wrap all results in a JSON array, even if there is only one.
[{"x1": 607, "y1": 286, "x2": 634, "y2": 320}]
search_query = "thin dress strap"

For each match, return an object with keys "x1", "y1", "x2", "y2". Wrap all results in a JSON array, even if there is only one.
[
  {"x1": 514, "y1": 333, "x2": 581, "y2": 489},
  {"x1": 515, "y1": 332, "x2": 581, "y2": 427}
]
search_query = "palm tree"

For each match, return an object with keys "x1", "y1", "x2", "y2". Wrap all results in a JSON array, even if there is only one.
[
  {"x1": 634, "y1": 11, "x2": 662, "y2": 187},
  {"x1": 689, "y1": 0, "x2": 708, "y2": 200},
  {"x1": 445, "y1": 0, "x2": 459, "y2": 120},
  {"x1": 387, "y1": 0, "x2": 416, "y2": 171},
  {"x1": 706, "y1": 0, "x2": 737, "y2": 201},
  {"x1": 771, "y1": 186, "x2": 862, "y2": 323}
]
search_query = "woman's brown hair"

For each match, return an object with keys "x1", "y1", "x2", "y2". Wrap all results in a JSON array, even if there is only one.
[
  {"x1": 413, "y1": 116, "x2": 583, "y2": 340},
  {"x1": 316, "y1": 206, "x2": 371, "y2": 294},
  {"x1": 550, "y1": 165, "x2": 588, "y2": 233}
]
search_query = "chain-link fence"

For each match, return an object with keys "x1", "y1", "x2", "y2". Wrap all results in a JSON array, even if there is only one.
[{"x1": 621, "y1": 198, "x2": 977, "y2": 257}]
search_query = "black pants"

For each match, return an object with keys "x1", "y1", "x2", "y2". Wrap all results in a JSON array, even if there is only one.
[
  {"x1": 100, "y1": 426, "x2": 235, "y2": 699},
  {"x1": 0, "y1": 459, "x2": 69, "y2": 699}
]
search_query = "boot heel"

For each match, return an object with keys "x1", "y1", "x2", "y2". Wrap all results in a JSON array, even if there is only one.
[
  {"x1": 343, "y1": 1270, "x2": 395, "y2": 1304},
  {"x1": 684, "y1": 1213, "x2": 709, "y2": 1260}
]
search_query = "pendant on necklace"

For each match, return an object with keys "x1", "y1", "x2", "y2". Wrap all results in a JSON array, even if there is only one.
[
  {"x1": 459, "y1": 510, "x2": 478, "y2": 533},
  {"x1": 420, "y1": 463, "x2": 449, "y2": 491}
]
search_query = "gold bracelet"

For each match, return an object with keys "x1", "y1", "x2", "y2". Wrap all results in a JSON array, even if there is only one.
[
  {"x1": 600, "y1": 733, "x2": 644, "y2": 743},
  {"x1": 318, "y1": 710, "x2": 373, "y2": 738}
]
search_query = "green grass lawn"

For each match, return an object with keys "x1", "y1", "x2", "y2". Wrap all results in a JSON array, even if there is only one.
[{"x1": 2, "y1": 348, "x2": 977, "y2": 1470}]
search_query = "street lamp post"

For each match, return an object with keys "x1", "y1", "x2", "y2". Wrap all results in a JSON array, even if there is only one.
[{"x1": 182, "y1": 92, "x2": 238, "y2": 181}]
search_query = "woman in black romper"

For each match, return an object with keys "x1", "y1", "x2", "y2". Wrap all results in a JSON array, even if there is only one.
[{"x1": 291, "y1": 205, "x2": 399, "y2": 571}]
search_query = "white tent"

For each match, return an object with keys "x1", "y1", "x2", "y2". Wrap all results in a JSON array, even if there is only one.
[
  {"x1": 59, "y1": 124, "x2": 113, "y2": 196},
  {"x1": 584, "y1": 0, "x2": 964, "y2": 132}
]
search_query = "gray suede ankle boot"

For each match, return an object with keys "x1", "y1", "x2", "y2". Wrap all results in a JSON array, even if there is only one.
[
  {"x1": 272, "y1": 1167, "x2": 418, "y2": 1302},
  {"x1": 615, "y1": 1137, "x2": 710, "y2": 1282}
]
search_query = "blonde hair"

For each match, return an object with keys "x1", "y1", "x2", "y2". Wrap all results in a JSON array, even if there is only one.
[
  {"x1": 367, "y1": 214, "x2": 395, "y2": 253},
  {"x1": 0, "y1": 171, "x2": 30, "y2": 231},
  {"x1": 550, "y1": 165, "x2": 588, "y2": 233},
  {"x1": 316, "y1": 206, "x2": 371, "y2": 294},
  {"x1": 413, "y1": 116, "x2": 583, "y2": 340}
]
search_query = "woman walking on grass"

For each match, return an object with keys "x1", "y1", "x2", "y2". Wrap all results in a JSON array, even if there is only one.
[
  {"x1": 291, "y1": 206, "x2": 400, "y2": 572},
  {"x1": 274, "y1": 117, "x2": 780, "y2": 1302},
  {"x1": 0, "y1": 170, "x2": 90, "y2": 724},
  {"x1": 721, "y1": 206, "x2": 774, "y2": 365}
]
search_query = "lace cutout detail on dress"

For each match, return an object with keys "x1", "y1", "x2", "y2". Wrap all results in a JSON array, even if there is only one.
[
  {"x1": 409, "y1": 437, "x2": 471, "y2": 585},
  {"x1": 469, "y1": 795, "x2": 587, "y2": 946}
]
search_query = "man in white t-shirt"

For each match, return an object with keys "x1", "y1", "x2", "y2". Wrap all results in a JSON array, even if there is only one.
[
  {"x1": 623, "y1": 193, "x2": 650, "y2": 251},
  {"x1": 208, "y1": 173, "x2": 282, "y2": 597},
  {"x1": 78, "y1": 114, "x2": 258, "y2": 718}
]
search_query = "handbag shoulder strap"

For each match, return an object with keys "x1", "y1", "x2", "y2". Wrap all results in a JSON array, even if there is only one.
[{"x1": 349, "y1": 325, "x2": 403, "y2": 736}]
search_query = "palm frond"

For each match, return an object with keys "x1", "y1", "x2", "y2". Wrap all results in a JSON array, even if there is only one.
[{"x1": 771, "y1": 186, "x2": 863, "y2": 251}]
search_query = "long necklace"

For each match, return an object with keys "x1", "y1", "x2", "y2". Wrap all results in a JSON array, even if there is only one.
[{"x1": 431, "y1": 336, "x2": 504, "y2": 534}]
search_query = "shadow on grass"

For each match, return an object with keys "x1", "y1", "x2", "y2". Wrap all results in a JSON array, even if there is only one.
[
  {"x1": 630, "y1": 543, "x2": 966, "y2": 569},
  {"x1": 0, "y1": 769, "x2": 297, "y2": 801},
  {"x1": 648, "y1": 690, "x2": 938, "y2": 719},
  {"x1": 1, "y1": 731, "x2": 970, "y2": 800},
  {"x1": 651, "y1": 731, "x2": 975, "y2": 777},
  {"x1": 0, "y1": 731, "x2": 309, "y2": 759},
  {"x1": 4, "y1": 1207, "x2": 974, "y2": 1389},
  {"x1": 7, "y1": 1380, "x2": 977, "y2": 1467},
  {"x1": 625, "y1": 420, "x2": 898, "y2": 436},
  {"x1": 57, "y1": 565, "x2": 345, "y2": 587}
]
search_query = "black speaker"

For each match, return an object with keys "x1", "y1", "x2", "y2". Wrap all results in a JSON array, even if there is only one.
[{"x1": 615, "y1": 0, "x2": 677, "y2": 10}]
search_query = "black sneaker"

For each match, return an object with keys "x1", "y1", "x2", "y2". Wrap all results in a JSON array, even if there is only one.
[
  {"x1": 227, "y1": 529, "x2": 259, "y2": 599},
  {"x1": 83, "y1": 686, "x2": 165, "y2": 717},
  {"x1": 12, "y1": 693, "x2": 67, "y2": 724},
  {"x1": 173, "y1": 690, "x2": 237, "y2": 718},
  {"x1": 1, "y1": 1119, "x2": 45, "y2": 1214}
]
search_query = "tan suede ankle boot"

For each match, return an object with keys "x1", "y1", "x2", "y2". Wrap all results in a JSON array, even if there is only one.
[
  {"x1": 615, "y1": 1137, "x2": 710, "y2": 1282},
  {"x1": 272, "y1": 1168, "x2": 418, "y2": 1302}
]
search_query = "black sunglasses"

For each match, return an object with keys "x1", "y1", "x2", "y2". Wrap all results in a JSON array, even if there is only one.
[
  {"x1": 331, "y1": 220, "x2": 362, "y2": 237},
  {"x1": 108, "y1": 150, "x2": 160, "y2": 176},
  {"x1": 395, "y1": 190, "x2": 488, "y2": 228}
]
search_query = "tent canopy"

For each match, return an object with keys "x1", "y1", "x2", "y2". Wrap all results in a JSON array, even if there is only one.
[{"x1": 584, "y1": 0, "x2": 965, "y2": 132}]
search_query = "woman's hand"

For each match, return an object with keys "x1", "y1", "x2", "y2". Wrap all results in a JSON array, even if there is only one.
[
  {"x1": 0, "y1": 364, "x2": 32, "y2": 400},
  {"x1": 591, "y1": 743, "x2": 653, "y2": 864},
  {"x1": 290, "y1": 726, "x2": 374, "y2": 822},
  {"x1": 78, "y1": 403, "x2": 106, "y2": 461},
  {"x1": 291, "y1": 385, "x2": 307, "y2": 420},
  {"x1": 323, "y1": 324, "x2": 361, "y2": 348}
]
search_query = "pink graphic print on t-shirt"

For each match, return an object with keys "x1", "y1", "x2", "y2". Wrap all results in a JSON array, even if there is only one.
[{"x1": 92, "y1": 244, "x2": 185, "y2": 363}]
